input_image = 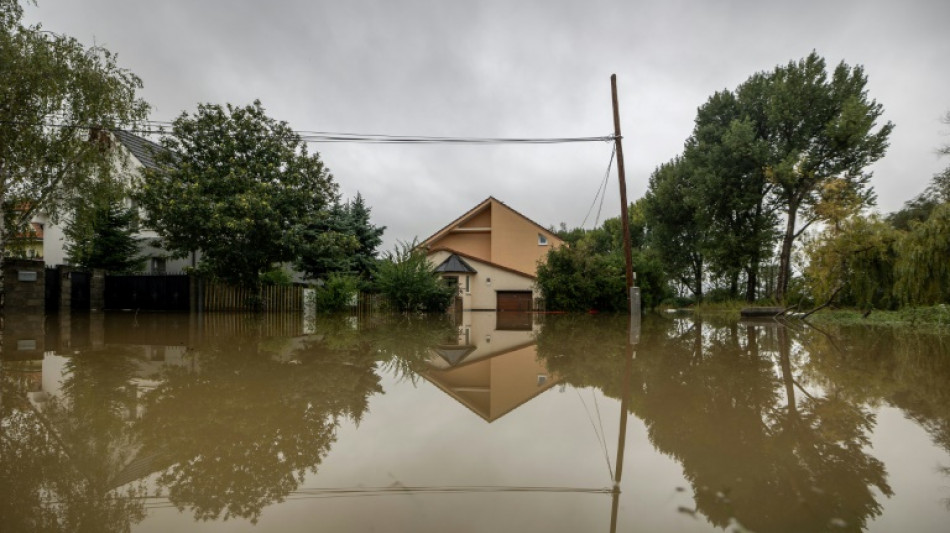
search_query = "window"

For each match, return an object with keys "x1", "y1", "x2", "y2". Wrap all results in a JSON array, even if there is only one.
[
  {"x1": 151, "y1": 257, "x2": 167, "y2": 274},
  {"x1": 465, "y1": 275, "x2": 470, "y2": 293},
  {"x1": 443, "y1": 275, "x2": 460, "y2": 294},
  {"x1": 538, "y1": 233, "x2": 548, "y2": 246}
]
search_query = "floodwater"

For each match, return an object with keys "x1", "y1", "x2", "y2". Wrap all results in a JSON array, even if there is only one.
[{"x1": 2, "y1": 311, "x2": 950, "y2": 533}]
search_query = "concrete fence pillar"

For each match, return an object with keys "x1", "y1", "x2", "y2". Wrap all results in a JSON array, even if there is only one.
[{"x1": 90, "y1": 269, "x2": 105, "y2": 311}]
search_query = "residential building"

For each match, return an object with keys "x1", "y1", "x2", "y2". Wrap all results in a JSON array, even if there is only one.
[
  {"x1": 34, "y1": 130, "x2": 193, "y2": 273},
  {"x1": 420, "y1": 197, "x2": 564, "y2": 311}
]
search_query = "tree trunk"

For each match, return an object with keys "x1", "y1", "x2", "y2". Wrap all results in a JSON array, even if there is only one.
[
  {"x1": 693, "y1": 259, "x2": 703, "y2": 302},
  {"x1": 778, "y1": 326, "x2": 798, "y2": 418},
  {"x1": 745, "y1": 260, "x2": 758, "y2": 303},
  {"x1": 776, "y1": 202, "x2": 800, "y2": 302}
]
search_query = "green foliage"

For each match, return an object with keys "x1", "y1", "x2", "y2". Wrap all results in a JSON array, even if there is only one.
[
  {"x1": 888, "y1": 167, "x2": 950, "y2": 231},
  {"x1": 642, "y1": 52, "x2": 892, "y2": 303},
  {"x1": 64, "y1": 200, "x2": 144, "y2": 273},
  {"x1": 259, "y1": 267, "x2": 292, "y2": 286},
  {"x1": 803, "y1": 214, "x2": 899, "y2": 309},
  {"x1": 373, "y1": 240, "x2": 455, "y2": 313},
  {"x1": 895, "y1": 203, "x2": 950, "y2": 305},
  {"x1": 643, "y1": 157, "x2": 708, "y2": 299},
  {"x1": 536, "y1": 216, "x2": 670, "y2": 312},
  {"x1": 295, "y1": 192, "x2": 385, "y2": 280},
  {"x1": 687, "y1": 89, "x2": 776, "y2": 301},
  {"x1": 756, "y1": 53, "x2": 892, "y2": 300},
  {"x1": 536, "y1": 238, "x2": 627, "y2": 312},
  {"x1": 312, "y1": 272, "x2": 359, "y2": 313},
  {"x1": 138, "y1": 100, "x2": 341, "y2": 290},
  {"x1": 0, "y1": 0, "x2": 148, "y2": 275}
]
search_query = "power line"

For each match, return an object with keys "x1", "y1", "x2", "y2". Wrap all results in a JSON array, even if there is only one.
[
  {"x1": 580, "y1": 145, "x2": 616, "y2": 229},
  {"x1": 7, "y1": 118, "x2": 615, "y2": 145}
]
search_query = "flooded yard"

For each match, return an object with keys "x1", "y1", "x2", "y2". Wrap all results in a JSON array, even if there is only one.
[{"x1": 2, "y1": 311, "x2": 949, "y2": 532}]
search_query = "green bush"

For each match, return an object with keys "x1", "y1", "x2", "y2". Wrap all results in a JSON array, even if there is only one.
[
  {"x1": 312, "y1": 273, "x2": 359, "y2": 313},
  {"x1": 373, "y1": 241, "x2": 455, "y2": 313},
  {"x1": 536, "y1": 241, "x2": 669, "y2": 313},
  {"x1": 260, "y1": 267, "x2": 293, "y2": 286}
]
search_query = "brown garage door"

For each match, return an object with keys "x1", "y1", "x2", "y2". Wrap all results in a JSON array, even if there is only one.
[{"x1": 496, "y1": 291, "x2": 533, "y2": 312}]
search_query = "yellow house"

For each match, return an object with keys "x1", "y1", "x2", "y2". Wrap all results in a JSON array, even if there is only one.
[{"x1": 420, "y1": 197, "x2": 564, "y2": 311}]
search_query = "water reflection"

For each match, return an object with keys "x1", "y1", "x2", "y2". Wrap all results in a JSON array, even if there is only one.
[
  {"x1": 1, "y1": 311, "x2": 950, "y2": 531},
  {"x1": 422, "y1": 311, "x2": 557, "y2": 422}
]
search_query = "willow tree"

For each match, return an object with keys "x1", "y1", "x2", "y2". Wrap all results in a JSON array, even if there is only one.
[
  {"x1": 0, "y1": 0, "x2": 148, "y2": 308},
  {"x1": 895, "y1": 203, "x2": 950, "y2": 305},
  {"x1": 754, "y1": 53, "x2": 892, "y2": 301}
]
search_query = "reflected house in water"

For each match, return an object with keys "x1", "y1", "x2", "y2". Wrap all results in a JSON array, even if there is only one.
[{"x1": 421, "y1": 311, "x2": 559, "y2": 422}]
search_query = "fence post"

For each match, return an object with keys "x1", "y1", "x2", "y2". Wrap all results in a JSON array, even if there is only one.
[{"x1": 57, "y1": 265, "x2": 72, "y2": 312}]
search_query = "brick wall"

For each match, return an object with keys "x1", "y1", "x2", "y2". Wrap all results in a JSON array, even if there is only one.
[{"x1": 3, "y1": 259, "x2": 45, "y2": 314}]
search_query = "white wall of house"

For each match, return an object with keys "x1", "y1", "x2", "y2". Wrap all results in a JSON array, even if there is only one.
[{"x1": 428, "y1": 249, "x2": 537, "y2": 311}]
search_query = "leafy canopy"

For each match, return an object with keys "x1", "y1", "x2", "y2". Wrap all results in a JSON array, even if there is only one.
[
  {"x1": 138, "y1": 100, "x2": 341, "y2": 288},
  {"x1": 0, "y1": 0, "x2": 147, "y2": 275}
]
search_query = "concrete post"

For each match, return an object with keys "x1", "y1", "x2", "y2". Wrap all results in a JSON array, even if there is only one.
[{"x1": 89, "y1": 269, "x2": 105, "y2": 311}]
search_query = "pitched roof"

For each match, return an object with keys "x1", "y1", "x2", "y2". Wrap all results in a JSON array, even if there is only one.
[
  {"x1": 419, "y1": 196, "x2": 563, "y2": 249},
  {"x1": 112, "y1": 129, "x2": 167, "y2": 170},
  {"x1": 433, "y1": 253, "x2": 477, "y2": 274},
  {"x1": 427, "y1": 247, "x2": 537, "y2": 280}
]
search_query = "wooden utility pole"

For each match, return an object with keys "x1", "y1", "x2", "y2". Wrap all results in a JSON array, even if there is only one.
[
  {"x1": 609, "y1": 75, "x2": 640, "y2": 530},
  {"x1": 611, "y1": 74, "x2": 638, "y2": 311}
]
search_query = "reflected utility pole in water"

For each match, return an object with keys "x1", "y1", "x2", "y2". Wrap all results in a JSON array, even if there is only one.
[{"x1": 609, "y1": 74, "x2": 640, "y2": 532}]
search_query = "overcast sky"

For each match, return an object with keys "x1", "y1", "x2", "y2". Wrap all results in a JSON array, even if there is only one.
[{"x1": 23, "y1": 0, "x2": 950, "y2": 251}]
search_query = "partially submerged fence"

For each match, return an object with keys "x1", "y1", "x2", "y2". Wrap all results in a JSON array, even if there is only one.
[
  {"x1": 200, "y1": 280, "x2": 304, "y2": 312},
  {"x1": 105, "y1": 273, "x2": 190, "y2": 311},
  {"x1": 44, "y1": 268, "x2": 307, "y2": 313}
]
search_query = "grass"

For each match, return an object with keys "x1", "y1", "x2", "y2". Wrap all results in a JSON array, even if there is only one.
[
  {"x1": 806, "y1": 305, "x2": 950, "y2": 332},
  {"x1": 665, "y1": 299, "x2": 950, "y2": 333}
]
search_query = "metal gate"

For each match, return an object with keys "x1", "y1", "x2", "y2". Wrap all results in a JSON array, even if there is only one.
[
  {"x1": 70, "y1": 270, "x2": 91, "y2": 310},
  {"x1": 104, "y1": 274, "x2": 190, "y2": 311},
  {"x1": 45, "y1": 266, "x2": 60, "y2": 312}
]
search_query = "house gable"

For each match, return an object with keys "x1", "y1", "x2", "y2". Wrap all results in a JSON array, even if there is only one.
[{"x1": 421, "y1": 197, "x2": 563, "y2": 277}]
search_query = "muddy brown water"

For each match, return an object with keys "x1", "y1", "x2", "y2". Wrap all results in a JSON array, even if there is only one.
[{"x1": 2, "y1": 311, "x2": 949, "y2": 532}]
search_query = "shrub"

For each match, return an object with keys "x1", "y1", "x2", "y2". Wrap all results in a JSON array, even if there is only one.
[
  {"x1": 312, "y1": 273, "x2": 360, "y2": 313},
  {"x1": 373, "y1": 241, "x2": 454, "y2": 313}
]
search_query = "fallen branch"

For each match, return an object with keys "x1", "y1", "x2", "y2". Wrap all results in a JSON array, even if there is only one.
[{"x1": 800, "y1": 285, "x2": 843, "y2": 320}]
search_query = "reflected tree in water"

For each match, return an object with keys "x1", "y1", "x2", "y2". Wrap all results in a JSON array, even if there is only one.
[
  {"x1": 364, "y1": 314, "x2": 458, "y2": 382},
  {"x1": 536, "y1": 315, "x2": 892, "y2": 532},
  {"x1": 0, "y1": 348, "x2": 149, "y2": 532},
  {"x1": 135, "y1": 326, "x2": 382, "y2": 523}
]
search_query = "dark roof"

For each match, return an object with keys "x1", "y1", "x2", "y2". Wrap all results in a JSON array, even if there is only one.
[
  {"x1": 433, "y1": 253, "x2": 477, "y2": 274},
  {"x1": 112, "y1": 129, "x2": 167, "y2": 170},
  {"x1": 433, "y1": 345, "x2": 477, "y2": 366},
  {"x1": 428, "y1": 247, "x2": 536, "y2": 280}
]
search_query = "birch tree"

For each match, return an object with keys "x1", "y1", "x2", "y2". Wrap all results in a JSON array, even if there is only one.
[{"x1": 0, "y1": 0, "x2": 148, "y2": 308}]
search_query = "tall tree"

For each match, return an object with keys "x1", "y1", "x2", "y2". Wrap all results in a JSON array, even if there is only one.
[
  {"x1": 138, "y1": 100, "x2": 342, "y2": 303},
  {"x1": 0, "y1": 0, "x2": 148, "y2": 307},
  {"x1": 295, "y1": 192, "x2": 385, "y2": 281},
  {"x1": 63, "y1": 177, "x2": 144, "y2": 273},
  {"x1": 687, "y1": 88, "x2": 776, "y2": 301},
  {"x1": 643, "y1": 157, "x2": 708, "y2": 300},
  {"x1": 755, "y1": 53, "x2": 892, "y2": 301},
  {"x1": 344, "y1": 193, "x2": 385, "y2": 278}
]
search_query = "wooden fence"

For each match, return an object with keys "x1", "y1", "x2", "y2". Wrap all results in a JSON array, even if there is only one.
[{"x1": 202, "y1": 280, "x2": 305, "y2": 312}]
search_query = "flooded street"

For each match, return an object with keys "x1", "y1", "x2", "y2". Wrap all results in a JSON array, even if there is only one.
[{"x1": 2, "y1": 311, "x2": 949, "y2": 532}]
